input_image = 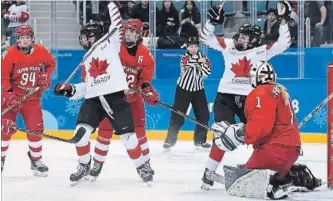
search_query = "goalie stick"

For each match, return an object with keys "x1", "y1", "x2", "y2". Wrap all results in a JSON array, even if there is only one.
[
  {"x1": 13, "y1": 127, "x2": 84, "y2": 144},
  {"x1": 1, "y1": 87, "x2": 40, "y2": 115},
  {"x1": 59, "y1": 28, "x2": 117, "y2": 89}
]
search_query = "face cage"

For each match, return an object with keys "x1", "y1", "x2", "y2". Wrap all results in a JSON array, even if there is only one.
[
  {"x1": 79, "y1": 32, "x2": 97, "y2": 50},
  {"x1": 124, "y1": 28, "x2": 142, "y2": 48}
]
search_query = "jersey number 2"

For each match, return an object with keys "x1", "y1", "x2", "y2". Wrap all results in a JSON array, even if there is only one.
[{"x1": 20, "y1": 72, "x2": 36, "y2": 86}]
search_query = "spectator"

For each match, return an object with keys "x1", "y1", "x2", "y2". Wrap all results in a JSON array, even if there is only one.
[
  {"x1": 2, "y1": 0, "x2": 29, "y2": 45},
  {"x1": 304, "y1": 1, "x2": 327, "y2": 47},
  {"x1": 179, "y1": 1, "x2": 201, "y2": 30},
  {"x1": 324, "y1": 1, "x2": 332, "y2": 44},
  {"x1": 1, "y1": 1, "x2": 12, "y2": 48},
  {"x1": 130, "y1": 1, "x2": 160, "y2": 37},
  {"x1": 263, "y1": 8, "x2": 279, "y2": 44},
  {"x1": 157, "y1": 0, "x2": 179, "y2": 37},
  {"x1": 118, "y1": 1, "x2": 135, "y2": 20}
]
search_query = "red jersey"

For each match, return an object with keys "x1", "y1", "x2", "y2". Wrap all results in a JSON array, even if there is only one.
[
  {"x1": 119, "y1": 42, "x2": 154, "y2": 102},
  {"x1": 1, "y1": 44, "x2": 56, "y2": 100},
  {"x1": 244, "y1": 84, "x2": 301, "y2": 147}
]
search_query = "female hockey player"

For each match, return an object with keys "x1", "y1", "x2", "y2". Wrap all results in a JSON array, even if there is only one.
[
  {"x1": 91, "y1": 18, "x2": 159, "y2": 181},
  {"x1": 210, "y1": 61, "x2": 322, "y2": 199},
  {"x1": 53, "y1": 2, "x2": 153, "y2": 185},
  {"x1": 200, "y1": 0, "x2": 292, "y2": 188},
  {"x1": 1, "y1": 25, "x2": 56, "y2": 176}
]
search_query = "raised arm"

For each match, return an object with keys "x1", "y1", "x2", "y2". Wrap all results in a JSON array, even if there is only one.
[{"x1": 107, "y1": 2, "x2": 123, "y2": 51}]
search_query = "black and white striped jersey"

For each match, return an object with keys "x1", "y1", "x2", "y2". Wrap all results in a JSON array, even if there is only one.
[{"x1": 177, "y1": 52, "x2": 211, "y2": 92}]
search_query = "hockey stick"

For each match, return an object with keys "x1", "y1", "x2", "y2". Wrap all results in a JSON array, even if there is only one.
[
  {"x1": 13, "y1": 127, "x2": 84, "y2": 144},
  {"x1": 129, "y1": 87, "x2": 211, "y2": 130},
  {"x1": 297, "y1": 91, "x2": 333, "y2": 129},
  {"x1": 59, "y1": 28, "x2": 117, "y2": 89},
  {"x1": 1, "y1": 87, "x2": 40, "y2": 115}
]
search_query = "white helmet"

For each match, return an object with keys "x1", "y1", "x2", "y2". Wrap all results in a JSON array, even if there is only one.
[{"x1": 249, "y1": 61, "x2": 277, "y2": 88}]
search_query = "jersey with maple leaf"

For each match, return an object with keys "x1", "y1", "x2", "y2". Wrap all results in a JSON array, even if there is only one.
[
  {"x1": 71, "y1": 2, "x2": 128, "y2": 99},
  {"x1": 200, "y1": 21, "x2": 291, "y2": 95}
]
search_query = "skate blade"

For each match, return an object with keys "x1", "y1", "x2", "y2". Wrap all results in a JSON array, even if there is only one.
[
  {"x1": 90, "y1": 175, "x2": 98, "y2": 182},
  {"x1": 33, "y1": 170, "x2": 48, "y2": 177},
  {"x1": 144, "y1": 181, "x2": 153, "y2": 187},
  {"x1": 163, "y1": 147, "x2": 172, "y2": 153},
  {"x1": 70, "y1": 175, "x2": 90, "y2": 186},
  {"x1": 201, "y1": 183, "x2": 211, "y2": 191},
  {"x1": 194, "y1": 146, "x2": 210, "y2": 152}
]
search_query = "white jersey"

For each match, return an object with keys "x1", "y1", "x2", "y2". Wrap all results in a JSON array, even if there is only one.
[
  {"x1": 200, "y1": 21, "x2": 291, "y2": 96},
  {"x1": 7, "y1": 3, "x2": 29, "y2": 28},
  {"x1": 72, "y1": 2, "x2": 128, "y2": 100}
]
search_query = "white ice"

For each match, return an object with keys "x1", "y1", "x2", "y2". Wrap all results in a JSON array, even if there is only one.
[{"x1": 2, "y1": 141, "x2": 332, "y2": 201}]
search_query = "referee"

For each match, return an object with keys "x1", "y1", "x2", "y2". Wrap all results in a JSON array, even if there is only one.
[{"x1": 163, "y1": 37, "x2": 211, "y2": 150}]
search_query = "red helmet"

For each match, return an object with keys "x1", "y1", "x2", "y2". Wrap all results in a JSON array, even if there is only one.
[
  {"x1": 123, "y1": 18, "x2": 143, "y2": 32},
  {"x1": 16, "y1": 25, "x2": 34, "y2": 38},
  {"x1": 123, "y1": 19, "x2": 143, "y2": 48}
]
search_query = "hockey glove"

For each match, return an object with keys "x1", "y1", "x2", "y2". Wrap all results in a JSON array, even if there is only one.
[
  {"x1": 2, "y1": 91, "x2": 22, "y2": 112},
  {"x1": 54, "y1": 83, "x2": 76, "y2": 98},
  {"x1": 212, "y1": 121, "x2": 245, "y2": 151},
  {"x1": 141, "y1": 83, "x2": 159, "y2": 106},
  {"x1": 277, "y1": 1, "x2": 292, "y2": 21},
  {"x1": 207, "y1": 4, "x2": 225, "y2": 26},
  {"x1": 1, "y1": 119, "x2": 16, "y2": 135},
  {"x1": 38, "y1": 72, "x2": 50, "y2": 91}
]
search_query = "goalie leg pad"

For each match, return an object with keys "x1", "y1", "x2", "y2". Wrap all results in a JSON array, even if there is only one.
[{"x1": 223, "y1": 165, "x2": 273, "y2": 199}]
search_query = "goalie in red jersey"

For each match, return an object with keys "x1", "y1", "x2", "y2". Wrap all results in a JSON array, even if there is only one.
[
  {"x1": 86, "y1": 18, "x2": 159, "y2": 181},
  {"x1": 208, "y1": 61, "x2": 322, "y2": 199},
  {"x1": 1, "y1": 25, "x2": 56, "y2": 176}
]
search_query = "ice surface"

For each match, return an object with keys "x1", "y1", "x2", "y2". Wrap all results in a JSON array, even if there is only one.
[{"x1": 1, "y1": 141, "x2": 332, "y2": 201}]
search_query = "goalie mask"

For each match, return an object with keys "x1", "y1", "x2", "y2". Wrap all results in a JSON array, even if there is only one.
[
  {"x1": 123, "y1": 18, "x2": 143, "y2": 48},
  {"x1": 249, "y1": 61, "x2": 277, "y2": 88},
  {"x1": 16, "y1": 25, "x2": 35, "y2": 54},
  {"x1": 233, "y1": 24, "x2": 262, "y2": 51},
  {"x1": 79, "y1": 21, "x2": 104, "y2": 50}
]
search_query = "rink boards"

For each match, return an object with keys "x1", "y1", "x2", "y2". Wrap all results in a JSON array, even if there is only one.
[{"x1": 9, "y1": 48, "x2": 332, "y2": 143}]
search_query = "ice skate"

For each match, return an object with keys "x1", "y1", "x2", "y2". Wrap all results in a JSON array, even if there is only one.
[
  {"x1": 145, "y1": 161, "x2": 155, "y2": 176},
  {"x1": 267, "y1": 183, "x2": 297, "y2": 199},
  {"x1": 70, "y1": 160, "x2": 91, "y2": 186},
  {"x1": 90, "y1": 162, "x2": 104, "y2": 182},
  {"x1": 27, "y1": 151, "x2": 48, "y2": 177},
  {"x1": 137, "y1": 164, "x2": 153, "y2": 186},
  {"x1": 163, "y1": 135, "x2": 177, "y2": 152},
  {"x1": 201, "y1": 168, "x2": 214, "y2": 190},
  {"x1": 194, "y1": 142, "x2": 211, "y2": 151}
]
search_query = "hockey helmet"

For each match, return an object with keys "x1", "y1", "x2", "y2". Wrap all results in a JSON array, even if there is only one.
[
  {"x1": 79, "y1": 21, "x2": 104, "y2": 50},
  {"x1": 249, "y1": 61, "x2": 277, "y2": 88},
  {"x1": 16, "y1": 25, "x2": 35, "y2": 54},
  {"x1": 123, "y1": 18, "x2": 143, "y2": 48},
  {"x1": 233, "y1": 24, "x2": 262, "y2": 51}
]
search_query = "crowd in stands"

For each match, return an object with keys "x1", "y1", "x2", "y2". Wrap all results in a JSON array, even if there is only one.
[
  {"x1": 1, "y1": 0, "x2": 30, "y2": 49},
  {"x1": 1, "y1": 1, "x2": 332, "y2": 49}
]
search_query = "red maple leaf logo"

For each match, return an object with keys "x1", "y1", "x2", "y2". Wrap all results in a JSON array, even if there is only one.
[
  {"x1": 231, "y1": 57, "x2": 252, "y2": 78},
  {"x1": 88, "y1": 57, "x2": 109, "y2": 79}
]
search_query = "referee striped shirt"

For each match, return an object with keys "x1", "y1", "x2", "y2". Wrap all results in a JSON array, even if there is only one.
[{"x1": 177, "y1": 52, "x2": 211, "y2": 92}]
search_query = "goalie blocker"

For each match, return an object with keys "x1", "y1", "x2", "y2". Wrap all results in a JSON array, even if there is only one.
[{"x1": 205, "y1": 61, "x2": 322, "y2": 199}]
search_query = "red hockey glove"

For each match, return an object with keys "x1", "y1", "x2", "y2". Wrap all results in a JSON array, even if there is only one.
[
  {"x1": 141, "y1": 83, "x2": 159, "y2": 106},
  {"x1": 38, "y1": 72, "x2": 50, "y2": 91},
  {"x1": 1, "y1": 119, "x2": 16, "y2": 135},
  {"x1": 2, "y1": 91, "x2": 22, "y2": 112},
  {"x1": 54, "y1": 83, "x2": 75, "y2": 98}
]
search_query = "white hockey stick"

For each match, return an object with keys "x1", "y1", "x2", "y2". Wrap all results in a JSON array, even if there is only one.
[
  {"x1": 297, "y1": 91, "x2": 333, "y2": 129},
  {"x1": 59, "y1": 28, "x2": 117, "y2": 90}
]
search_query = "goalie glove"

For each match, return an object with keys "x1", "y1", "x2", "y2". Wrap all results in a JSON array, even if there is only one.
[
  {"x1": 207, "y1": 3, "x2": 225, "y2": 26},
  {"x1": 212, "y1": 121, "x2": 245, "y2": 151},
  {"x1": 277, "y1": 1, "x2": 292, "y2": 21}
]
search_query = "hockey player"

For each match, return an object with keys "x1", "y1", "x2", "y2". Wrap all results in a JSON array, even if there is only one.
[
  {"x1": 210, "y1": 61, "x2": 322, "y2": 199},
  {"x1": 1, "y1": 24, "x2": 56, "y2": 176},
  {"x1": 90, "y1": 18, "x2": 158, "y2": 180},
  {"x1": 200, "y1": 1, "x2": 292, "y2": 188},
  {"x1": 53, "y1": 2, "x2": 153, "y2": 185}
]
